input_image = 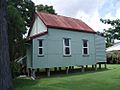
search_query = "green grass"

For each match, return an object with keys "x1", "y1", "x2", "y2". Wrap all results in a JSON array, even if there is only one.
[{"x1": 14, "y1": 64, "x2": 120, "y2": 90}]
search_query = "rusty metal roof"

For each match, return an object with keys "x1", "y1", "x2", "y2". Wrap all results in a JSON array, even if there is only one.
[{"x1": 37, "y1": 12, "x2": 95, "y2": 33}]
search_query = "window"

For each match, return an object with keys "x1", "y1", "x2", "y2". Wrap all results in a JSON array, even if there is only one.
[
  {"x1": 38, "y1": 39, "x2": 44, "y2": 56},
  {"x1": 63, "y1": 38, "x2": 71, "y2": 56},
  {"x1": 82, "y1": 40, "x2": 89, "y2": 55}
]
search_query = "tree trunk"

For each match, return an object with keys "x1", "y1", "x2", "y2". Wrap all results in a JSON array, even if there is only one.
[{"x1": 0, "y1": 0, "x2": 14, "y2": 90}]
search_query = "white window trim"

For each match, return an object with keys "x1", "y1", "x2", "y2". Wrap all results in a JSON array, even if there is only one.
[
  {"x1": 63, "y1": 38, "x2": 71, "y2": 56},
  {"x1": 38, "y1": 39, "x2": 44, "y2": 56},
  {"x1": 82, "y1": 39, "x2": 89, "y2": 55}
]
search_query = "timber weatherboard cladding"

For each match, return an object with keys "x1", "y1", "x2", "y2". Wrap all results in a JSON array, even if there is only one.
[
  {"x1": 26, "y1": 12, "x2": 106, "y2": 69},
  {"x1": 95, "y1": 35, "x2": 106, "y2": 63},
  {"x1": 26, "y1": 45, "x2": 32, "y2": 68},
  {"x1": 32, "y1": 28, "x2": 96, "y2": 68}
]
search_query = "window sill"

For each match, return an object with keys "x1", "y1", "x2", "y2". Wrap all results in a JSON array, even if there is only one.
[
  {"x1": 63, "y1": 55, "x2": 72, "y2": 57},
  {"x1": 38, "y1": 55, "x2": 44, "y2": 57},
  {"x1": 82, "y1": 54, "x2": 89, "y2": 57}
]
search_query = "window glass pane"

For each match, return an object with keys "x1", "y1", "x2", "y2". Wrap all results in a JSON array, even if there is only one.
[
  {"x1": 39, "y1": 40, "x2": 42, "y2": 47},
  {"x1": 83, "y1": 40, "x2": 87, "y2": 47},
  {"x1": 64, "y1": 38, "x2": 69, "y2": 46},
  {"x1": 83, "y1": 48, "x2": 88, "y2": 54},
  {"x1": 39, "y1": 48, "x2": 43, "y2": 54},
  {"x1": 65, "y1": 47, "x2": 70, "y2": 54}
]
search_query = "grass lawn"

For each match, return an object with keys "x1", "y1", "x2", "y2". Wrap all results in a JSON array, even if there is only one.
[{"x1": 14, "y1": 64, "x2": 120, "y2": 90}]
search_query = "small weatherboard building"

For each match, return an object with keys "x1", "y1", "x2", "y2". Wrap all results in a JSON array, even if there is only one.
[{"x1": 26, "y1": 12, "x2": 106, "y2": 77}]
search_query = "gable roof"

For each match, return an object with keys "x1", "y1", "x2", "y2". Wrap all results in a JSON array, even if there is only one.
[
  {"x1": 38, "y1": 12, "x2": 95, "y2": 32},
  {"x1": 28, "y1": 12, "x2": 96, "y2": 38}
]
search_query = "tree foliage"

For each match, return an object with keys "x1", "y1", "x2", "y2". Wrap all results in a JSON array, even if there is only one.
[
  {"x1": 7, "y1": 4, "x2": 25, "y2": 60},
  {"x1": 36, "y1": 4, "x2": 57, "y2": 14},
  {"x1": 7, "y1": 0, "x2": 57, "y2": 62},
  {"x1": 8, "y1": 0, "x2": 35, "y2": 29},
  {"x1": 7, "y1": 0, "x2": 35, "y2": 61},
  {"x1": 100, "y1": 19, "x2": 120, "y2": 47},
  {"x1": 96, "y1": 31, "x2": 104, "y2": 36}
]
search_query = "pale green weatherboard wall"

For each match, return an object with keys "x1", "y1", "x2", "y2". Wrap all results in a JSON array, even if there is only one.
[
  {"x1": 31, "y1": 28, "x2": 100, "y2": 69},
  {"x1": 95, "y1": 35, "x2": 106, "y2": 63},
  {"x1": 26, "y1": 45, "x2": 32, "y2": 68}
]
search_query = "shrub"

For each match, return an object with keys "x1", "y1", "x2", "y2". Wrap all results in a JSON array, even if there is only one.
[
  {"x1": 107, "y1": 51, "x2": 120, "y2": 64},
  {"x1": 11, "y1": 62, "x2": 21, "y2": 78}
]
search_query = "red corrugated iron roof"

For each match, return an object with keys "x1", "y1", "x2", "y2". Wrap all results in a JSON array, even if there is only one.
[
  {"x1": 37, "y1": 12, "x2": 95, "y2": 33},
  {"x1": 28, "y1": 12, "x2": 96, "y2": 38}
]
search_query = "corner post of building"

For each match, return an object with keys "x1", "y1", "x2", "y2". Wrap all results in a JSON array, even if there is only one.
[
  {"x1": 95, "y1": 64, "x2": 97, "y2": 71},
  {"x1": 81, "y1": 66, "x2": 84, "y2": 72},
  {"x1": 47, "y1": 68, "x2": 51, "y2": 77},
  {"x1": 54, "y1": 67, "x2": 57, "y2": 72},
  {"x1": 86, "y1": 65, "x2": 88, "y2": 69},
  {"x1": 92, "y1": 64, "x2": 94, "y2": 69},
  {"x1": 31, "y1": 69, "x2": 36, "y2": 80},
  {"x1": 36, "y1": 68, "x2": 40, "y2": 78},
  {"x1": 27, "y1": 68, "x2": 31, "y2": 77},
  {"x1": 59, "y1": 67, "x2": 62, "y2": 71},
  {"x1": 104, "y1": 62, "x2": 107, "y2": 69},
  {"x1": 45, "y1": 68, "x2": 47, "y2": 72},
  {"x1": 66, "y1": 67, "x2": 69, "y2": 74},
  {"x1": 99, "y1": 63, "x2": 101, "y2": 69},
  {"x1": 69, "y1": 66, "x2": 72, "y2": 70}
]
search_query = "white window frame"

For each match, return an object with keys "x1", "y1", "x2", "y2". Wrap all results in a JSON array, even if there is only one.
[
  {"x1": 63, "y1": 38, "x2": 71, "y2": 56},
  {"x1": 82, "y1": 39, "x2": 89, "y2": 55},
  {"x1": 38, "y1": 39, "x2": 44, "y2": 56}
]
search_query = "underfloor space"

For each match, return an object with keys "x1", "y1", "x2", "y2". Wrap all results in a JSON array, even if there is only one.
[{"x1": 28, "y1": 64, "x2": 107, "y2": 78}]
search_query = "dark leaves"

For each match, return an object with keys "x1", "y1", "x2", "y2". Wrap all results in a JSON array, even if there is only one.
[
  {"x1": 100, "y1": 18, "x2": 120, "y2": 47},
  {"x1": 36, "y1": 4, "x2": 57, "y2": 15}
]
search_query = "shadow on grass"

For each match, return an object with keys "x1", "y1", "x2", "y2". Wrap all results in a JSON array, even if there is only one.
[
  {"x1": 55, "y1": 68, "x2": 109, "y2": 77},
  {"x1": 13, "y1": 78, "x2": 38, "y2": 88},
  {"x1": 37, "y1": 67, "x2": 110, "y2": 78}
]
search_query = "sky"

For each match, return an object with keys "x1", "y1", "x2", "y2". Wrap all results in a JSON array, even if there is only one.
[{"x1": 32, "y1": 0, "x2": 120, "y2": 32}]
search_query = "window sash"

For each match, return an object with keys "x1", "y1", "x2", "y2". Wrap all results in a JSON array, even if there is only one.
[
  {"x1": 83, "y1": 40, "x2": 88, "y2": 46},
  {"x1": 39, "y1": 40, "x2": 42, "y2": 47},
  {"x1": 64, "y1": 38, "x2": 70, "y2": 46},
  {"x1": 82, "y1": 40, "x2": 89, "y2": 55},
  {"x1": 63, "y1": 38, "x2": 71, "y2": 56},
  {"x1": 65, "y1": 47, "x2": 70, "y2": 55},
  {"x1": 38, "y1": 47, "x2": 43, "y2": 55},
  {"x1": 38, "y1": 40, "x2": 44, "y2": 55},
  {"x1": 83, "y1": 47, "x2": 88, "y2": 55}
]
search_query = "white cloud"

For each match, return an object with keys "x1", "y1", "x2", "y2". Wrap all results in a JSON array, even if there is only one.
[
  {"x1": 75, "y1": 9, "x2": 107, "y2": 32},
  {"x1": 104, "y1": 13, "x2": 115, "y2": 20},
  {"x1": 116, "y1": 8, "x2": 120, "y2": 18},
  {"x1": 32, "y1": 0, "x2": 120, "y2": 32},
  {"x1": 55, "y1": 0, "x2": 99, "y2": 17},
  {"x1": 75, "y1": 10, "x2": 94, "y2": 29},
  {"x1": 32, "y1": 0, "x2": 99, "y2": 17}
]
